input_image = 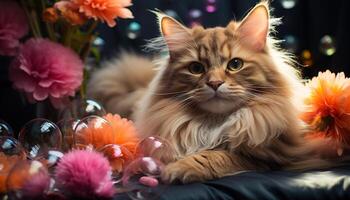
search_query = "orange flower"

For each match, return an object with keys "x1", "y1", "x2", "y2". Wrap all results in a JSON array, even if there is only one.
[
  {"x1": 55, "y1": 1, "x2": 87, "y2": 25},
  {"x1": 0, "y1": 153, "x2": 22, "y2": 193},
  {"x1": 75, "y1": 113, "x2": 140, "y2": 172},
  {"x1": 72, "y1": 0, "x2": 134, "y2": 27},
  {"x1": 43, "y1": 8, "x2": 59, "y2": 23},
  {"x1": 301, "y1": 70, "x2": 350, "y2": 155}
]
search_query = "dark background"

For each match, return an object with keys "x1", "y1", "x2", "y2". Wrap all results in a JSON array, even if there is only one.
[{"x1": 1, "y1": 0, "x2": 350, "y2": 133}]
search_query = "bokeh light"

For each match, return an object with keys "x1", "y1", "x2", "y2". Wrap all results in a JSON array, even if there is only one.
[{"x1": 319, "y1": 35, "x2": 336, "y2": 56}]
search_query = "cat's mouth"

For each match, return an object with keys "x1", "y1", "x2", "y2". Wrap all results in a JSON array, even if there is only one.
[
  {"x1": 207, "y1": 91, "x2": 232, "y2": 101},
  {"x1": 197, "y1": 95, "x2": 238, "y2": 114}
]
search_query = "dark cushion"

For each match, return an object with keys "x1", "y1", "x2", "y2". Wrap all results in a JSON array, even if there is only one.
[{"x1": 114, "y1": 166, "x2": 350, "y2": 200}]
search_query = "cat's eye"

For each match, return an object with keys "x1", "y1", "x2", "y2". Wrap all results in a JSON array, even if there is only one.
[
  {"x1": 188, "y1": 62, "x2": 205, "y2": 74},
  {"x1": 227, "y1": 58, "x2": 244, "y2": 71}
]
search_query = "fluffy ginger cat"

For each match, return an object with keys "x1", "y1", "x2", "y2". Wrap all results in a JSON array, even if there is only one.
[{"x1": 88, "y1": 2, "x2": 332, "y2": 183}]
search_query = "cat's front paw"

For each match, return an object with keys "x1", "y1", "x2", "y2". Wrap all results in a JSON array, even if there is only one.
[{"x1": 161, "y1": 160, "x2": 209, "y2": 184}]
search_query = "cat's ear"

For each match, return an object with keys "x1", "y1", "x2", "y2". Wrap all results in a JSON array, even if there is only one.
[
  {"x1": 160, "y1": 15, "x2": 187, "y2": 37},
  {"x1": 157, "y1": 13, "x2": 192, "y2": 52},
  {"x1": 236, "y1": 2, "x2": 269, "y2": 51}
]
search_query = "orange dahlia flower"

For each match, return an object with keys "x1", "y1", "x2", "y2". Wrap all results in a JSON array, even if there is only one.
[
  {"x1": 55, "y1": 1, "x2": 88, "y2": 25},
  {"x1": 72, "y1": 0, "x2": 134, "y2": 27},
  {"x1": 75, "y1": 113, "x2": 140, "y2": 172},
  {"x1": 0, "y1": 153, "x2": 22, "y2": 193},
  {"x1": 301, "y1": 70, "x2": 350, "y2": 155}
]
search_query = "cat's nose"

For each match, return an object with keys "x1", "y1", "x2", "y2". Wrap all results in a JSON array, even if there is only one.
[{"x1": 206, "y1": 80, "x2": 224, "y2": 91}]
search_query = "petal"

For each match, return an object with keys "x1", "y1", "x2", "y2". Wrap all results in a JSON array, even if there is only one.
[
  {"x1": 33, "y1": 87, "x2": 49, "y2": 101},
  {"x1": 9, "y1": 65, "x2": 36, "y2": 92},
  {"x1": 115, "y1": 8, "x2": 134, "y2": 19},
  {"x1": 0, "y1": 37, "x2": 19, "y2": 56},
  {"x1": 38, "y1": 79, "x2": 54, "y2": 88},
  {"x1": 109, "y1": 0, "x2": 132, "y2": 7},
  {"x1": 25, "y1": 92, "x2": 36, "y2": 103},
  {"x1": 106, "y1": 18, "x2": 116, "y2": 27}
]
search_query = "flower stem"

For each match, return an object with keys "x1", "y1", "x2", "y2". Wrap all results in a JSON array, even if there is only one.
[
  {"x1": 63, "y1": 24, "x2": 74, "y2": 47},
  {"x1": 40, "y1": 0, "x2": 57, "y2": 41},
  {"x1": 31, "y1": 9, "x2": 42, "y2": 38},
  {"x1": 78, "y1": 21, "x2": 99, "y2": 101},
  {"x1": 80, "y1": 68, "x2": 88, "y2": 100},
  {"x1": 86, "y1": 21, "x2": 99, "y2": 36},
  {"x1": 20, "y1": 0, "x2": 40, "y2": 37}
]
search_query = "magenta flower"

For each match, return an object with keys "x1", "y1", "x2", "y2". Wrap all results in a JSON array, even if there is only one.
[
  {"x1": 55, "y1": 150, "x2": 115, "y2": 199},
  {"x1": 21, "y1": 170, "x2": 51, "y2": 199},
  {"x1": 9, "y1": 38, "x2": 83, "y2": 108},
  {"x1": 0, "y1": 0, "x2": 29, "y2": 56}
]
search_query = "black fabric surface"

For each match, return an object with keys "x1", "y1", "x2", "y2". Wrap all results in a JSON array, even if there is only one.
[{"x1": 114, "y1": 167, "x2": 350, "y2": 200}]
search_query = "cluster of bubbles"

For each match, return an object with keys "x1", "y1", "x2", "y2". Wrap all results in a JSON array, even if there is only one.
[
  {"x1": 0, "y1": 99, "x2": 173, "y2": 199},
  {"x1": 281, "y1": 34, "x2": 336, "y2": 63},
  {"x1": 278, "y1": 0, "x2": 336, "y2": 66}
]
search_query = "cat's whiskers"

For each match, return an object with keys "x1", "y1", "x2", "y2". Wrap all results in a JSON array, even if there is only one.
[
  {"x1": 151, "y1": 91, "x2": 188, "y2": 96},
  {"x1": 243, "y1": 92, "x2": 284, "y2": 106},
  {"x1": 244, "y1": 84, "x2": 300, "y2": 89},
  {"x1": 245, "y1": 87, "x2": 281, "y2": 95}
]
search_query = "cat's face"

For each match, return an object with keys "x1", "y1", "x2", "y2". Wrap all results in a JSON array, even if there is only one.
[{"x1": 157, "y1": 4, "x2": 284, "y2": 114}]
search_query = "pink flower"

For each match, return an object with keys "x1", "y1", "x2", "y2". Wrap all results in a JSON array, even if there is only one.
[
  {"x1": 0, "y1": 0, "x2": 29, "y2": 56},
  {"x1": 55, "y1": 150, "x2": 115, "y2": 199},
  {"x1": 9, "y1": 38, "x2": 83, "y2": 108},
  {"x1": 21, "y1": 170, "x2": 51, "y2": 200}
]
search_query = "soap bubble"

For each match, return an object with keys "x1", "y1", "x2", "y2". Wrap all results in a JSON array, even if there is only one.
[
  {"x1": 74, "y1": 115, "x2": 114, "y2": 149},
  {"x1": 56, "y1": 118, "x2": 80, "y2": 152},
  {"x1": 0, "y1": 136, "x2": 26, "y2": 158},
  {"x1": 0, "y1": 137, "x2": 26, "y2": 194},
  {"x1": 60, "y1": 98, "x2": 106, "y2": 120},
  {"x1": 97, "y1": 144, "x2": 134, "y2": 178},
  {"x1": 122, "y1": 157, "x2": 166, "y2": 200},
  {"x1": 6, "y1": 160, "x2": 51, "y2": 199},
  {"x1": 136, "y1": 136, "x2": 175, "y2": 164},
  {"x1": 0, "y1": 120, "x2": 14, "y2": 137},
  {"x1": 18, "y1": 119, "x2": 62, "y2": 159},
  {"x1": 41, "y1": 149, "x2": 64, "y2": 169},
  {"x1": 319, "y1": 35, "x2": 336, "y2": 56}
]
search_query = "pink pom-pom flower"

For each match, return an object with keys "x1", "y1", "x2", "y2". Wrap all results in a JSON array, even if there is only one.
[
  {"x1": 9, "y1": 38, "x2": 83, "y2": 108},
  {"x1": 0, "y1": 0, "x2": 29, "y2": 56},
  {"x1": 55, "y1": 149, "x2": 115, "y2": 199},
  {"x1": 21, "y1": 169, "x2": 51, "y2": 200}
]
